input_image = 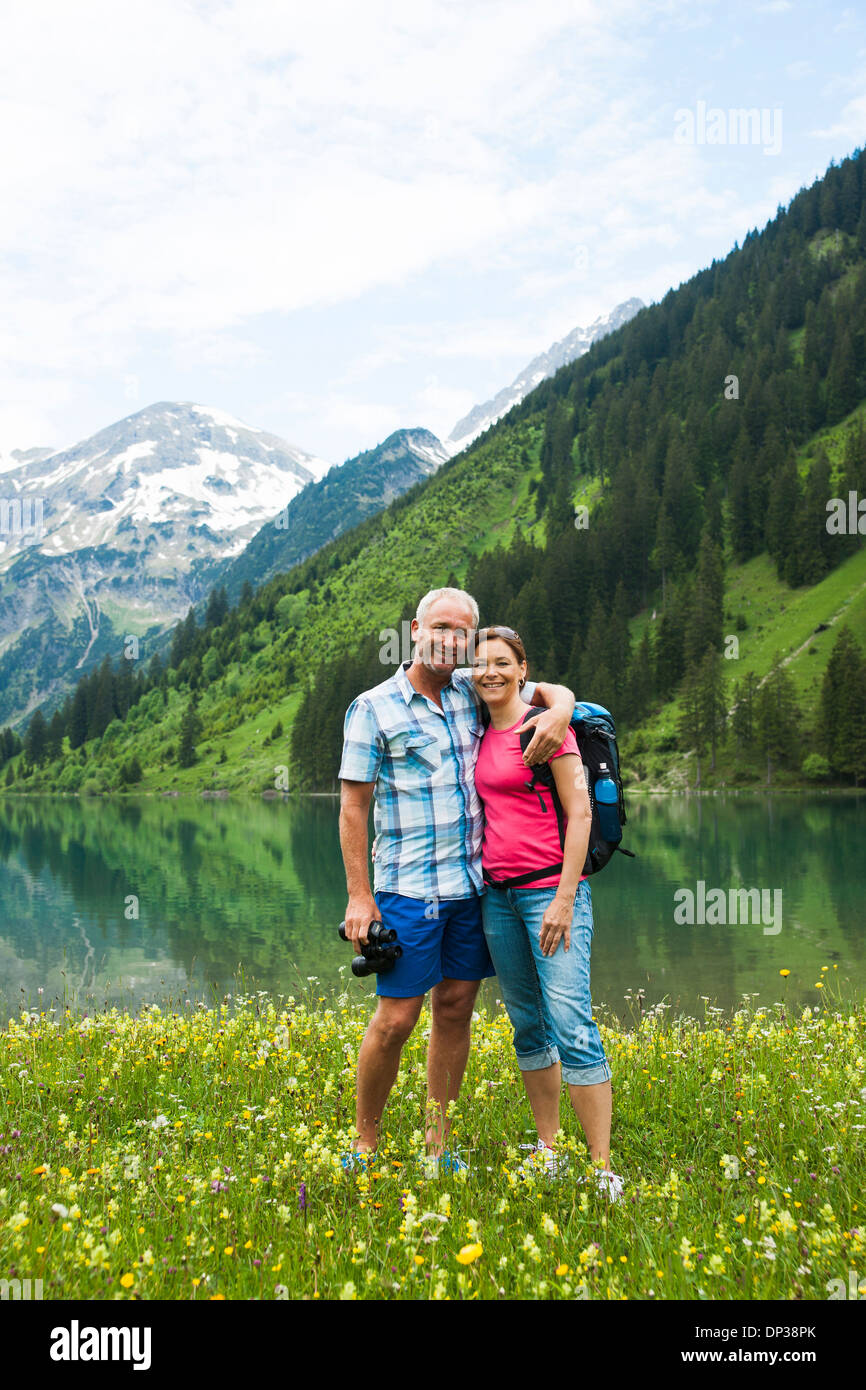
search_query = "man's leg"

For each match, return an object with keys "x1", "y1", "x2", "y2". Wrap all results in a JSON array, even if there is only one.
[
  {"x1": 355, "y1": 994, "x2": 424, "y2": 1151},
  {"x1": 425, "y1": 977, "x2": 480, "y2": 1153}
]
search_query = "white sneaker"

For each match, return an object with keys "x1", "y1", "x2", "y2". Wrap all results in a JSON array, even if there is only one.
[
  {"x1": 517, "y1": 1140, "x2": 569, "y2": 1181},
  {"x1": 580, "y1": 1168, "x2": 624, "y2": 1203}
]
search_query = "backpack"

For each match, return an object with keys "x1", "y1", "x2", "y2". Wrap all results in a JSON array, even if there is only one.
[{"x1": 480, "y1": 700, "x2": 635, "y2": 886}]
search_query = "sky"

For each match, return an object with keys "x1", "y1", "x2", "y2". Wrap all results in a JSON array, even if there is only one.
[{"x1": 0, "y1": 0, "x2": 864, "y2": 467}]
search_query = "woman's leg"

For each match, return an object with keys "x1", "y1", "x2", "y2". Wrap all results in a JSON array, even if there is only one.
[
  {"x1": 519, "y1": 880, "x2": 616, "y2": 1168},
  {"x1": 566, "y1": 1079, "x2": 612, "y2": 1169},
  {"x1": 481, "y1": 886, "x2": 562, "y2": 1143},
  {"x1": 520, "y1": 1061, "x2": 563, "y2": 1148}
]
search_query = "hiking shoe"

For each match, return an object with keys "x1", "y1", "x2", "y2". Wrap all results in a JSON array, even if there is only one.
[
  {"x1": 416, "y1": 1149, "x2": 470, "y2": 1177},
  {"x1": 439, "y1": 1149, "x2": 470, "y2": 1174},
  {"x1": 578, "y1": 1168, "x2": 625, "y2": 1203},
  {"x1": 340, "y1": 1150, "x2": 374, "y2": 1173},
  {"x1": 517, "y1": 1140, "x2": 568, "y2": 1181}
]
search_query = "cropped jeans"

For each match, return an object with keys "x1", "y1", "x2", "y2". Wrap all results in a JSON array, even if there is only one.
[{"x1": 481, "y1": 879, "x2": 611, "y2": 1086}]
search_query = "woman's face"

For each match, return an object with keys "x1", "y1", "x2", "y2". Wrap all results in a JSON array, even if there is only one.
[{"x1": 471, "y1": 636, "x2": 527, "y2": 706}]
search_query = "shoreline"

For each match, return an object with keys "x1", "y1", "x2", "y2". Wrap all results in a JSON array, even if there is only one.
[{"x1": 1, "y1": 785, "x2": 864, "y2": 800}]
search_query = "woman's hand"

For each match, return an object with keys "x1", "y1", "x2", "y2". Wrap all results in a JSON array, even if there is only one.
[{"x1": 539, "y1": 893, "x2": 573, "y2": 956}]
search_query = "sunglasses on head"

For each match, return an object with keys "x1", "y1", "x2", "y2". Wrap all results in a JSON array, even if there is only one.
[{"x1": 477, "y1": 625, "x2": 522, "y2": 643}]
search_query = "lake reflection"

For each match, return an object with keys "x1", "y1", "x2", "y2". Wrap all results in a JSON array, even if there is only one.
[{"x1": 0, "y1": 792, "x2": 863, "y2": 1022}]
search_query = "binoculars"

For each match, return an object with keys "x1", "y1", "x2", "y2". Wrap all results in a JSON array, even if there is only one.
[{"x1": 338, "y1": 920, "x2": 403, "y2": 978}]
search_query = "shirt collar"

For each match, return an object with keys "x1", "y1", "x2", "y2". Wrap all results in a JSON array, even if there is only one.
[{"x1": 395, "y1": 659, "x2": 457, "y2": 705}]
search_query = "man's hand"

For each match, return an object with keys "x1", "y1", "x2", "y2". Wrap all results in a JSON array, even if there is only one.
[
  {"x1": 521, "y1": 706, "x2": 571, "y2": 765},
  {"x1": 344, "y1": 894, "x2": 381, "y2": 947},
  {"x1": 539, "y1": 894, "x2": 572, "y2": 955}
]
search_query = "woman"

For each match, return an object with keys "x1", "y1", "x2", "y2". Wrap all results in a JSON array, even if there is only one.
[{"x1": 472, "y1": 625, "x2": 623, "y2": 1199}]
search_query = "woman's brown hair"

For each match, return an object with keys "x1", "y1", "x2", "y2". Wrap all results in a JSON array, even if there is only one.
[{"x1": 475, "y1": 625, "x2": 528, "y2": 685}]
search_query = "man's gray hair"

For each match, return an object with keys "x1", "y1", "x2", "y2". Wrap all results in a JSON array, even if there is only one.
[{"x1": 415, "y1": 587, "x2": 479, "y2": 629}]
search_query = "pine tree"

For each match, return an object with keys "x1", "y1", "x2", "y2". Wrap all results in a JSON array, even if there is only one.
[
  {"x1": 684, "y1": 527, "x2": 724, "y2": 667},
  {"x1": 512, "y1": 575, "x2": 554, "y2": 676},
  {"x1": 731, "y1": 672, "x2": 759, "y2": 759},
  {"x1": 68, "y1": 682, "x2": 89, "y2": 750},
  {"x1": 88, "y1": 656, "x2": 116, "y2": 740},
  {"x1": 624, "y1": 628, "x2": 653, "y2": 725},
  {"x1": 765, "y1": 457, "x2": 800, "y2": 574},
  {"x1": 678, "y1": 664, "x2": 707, "y2": 787},
  {"x1": 46, "y1": 709, "x2": 65, "y2": 760},
  {"x1": 171, "y1": 607, "x2": 198, "y2": 669},
  {"x1": 826, "y1": 330, "x2": 858, "y2": 423},
  {"x1": 728, "y1": 451, "x2": 757, "y2": 561},
  {"x1": 25, "y1": 709, "x2": 48, "y2": 766},
  {"x1": 121, "y1": 753, "x2": 143, "y2": 785},
  {"x1": 573, "y1": 600, "x2": 614, "y2": 708},
  {"x1": 651, "y1": 504, "x2": 677, "y2": 607},
  {"x1": 697, "y1": 649, "x2": 727, "y2": 772},
  {"x1": 819, "y1": 626, "x2": 866, "y2": 782},
  {"x1": 205, "y1": 586, "x2": 229, "y2": 629},
  {"x1": 654, "y1": 608, "x2": 684, "y2": 698},
  {"x1": 178, "y1": 694, "x2": 202, "y2": 769},
  {"x1": 754, "y1": 663, "x2": 802, "y2": 784}
]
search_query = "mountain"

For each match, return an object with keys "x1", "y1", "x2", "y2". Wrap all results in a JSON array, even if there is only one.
[
  {"x1": 6, "y1": 148, "x2": 866, "y2": 797},
  {"x1": 207, "y1": 427, "x2": 450, "y2": 603},
  {"x1": 0, "y1": 403, "x2": 330, "y2": 725},
  {"x1": 0, "y1": 401, "x2": 329, "y2": 571},
  {"x1": 0, "y1": 446, "x2": 55, "y2": 475},
  {"x1": 446, "y1": 297, "x2": 645, "y2": 452}
]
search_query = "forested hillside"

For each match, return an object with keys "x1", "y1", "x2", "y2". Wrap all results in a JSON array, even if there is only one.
[{"x1": 3, "y1": 148, "x2": 866, "y2": 796}]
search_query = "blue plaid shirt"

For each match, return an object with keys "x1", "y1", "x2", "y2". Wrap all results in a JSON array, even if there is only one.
[{"x1": 340, "y1": 661, "x2": 536, "y2": 901}]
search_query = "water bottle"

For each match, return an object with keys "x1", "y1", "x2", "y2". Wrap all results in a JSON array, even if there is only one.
[{"x1": 594, "y1": 762, "x2": 622, "y2": 843}]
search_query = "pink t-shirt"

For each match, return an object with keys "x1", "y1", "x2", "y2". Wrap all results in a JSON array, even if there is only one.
[{"x1": 474, "y1": 717, "x2": 584, "y2": 888}]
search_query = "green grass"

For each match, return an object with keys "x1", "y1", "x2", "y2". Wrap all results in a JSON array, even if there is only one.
[
  {"x1": 623, "y1": 546, "x2": 866, "y2": 790},
  {"x1": 2, "y1": 974, "x2": 863, "y2": 1300}
]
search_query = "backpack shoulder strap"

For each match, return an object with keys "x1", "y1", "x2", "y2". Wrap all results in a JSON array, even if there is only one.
[{"x1": 518, "y1": 707, "x2": 567, "y2": 852}]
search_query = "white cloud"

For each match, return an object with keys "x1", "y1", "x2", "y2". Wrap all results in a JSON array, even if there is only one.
[
  {"x1": 0, "y1": 0, "x2": 861, "y2": 459},
  {"x1": 810, "y1": 91, "x2": 866, "y2": 143}
]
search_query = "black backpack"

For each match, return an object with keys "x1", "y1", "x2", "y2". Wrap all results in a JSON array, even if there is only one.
[{"x1": 480, "y1": 700, "x2": 634, "y2": 887}]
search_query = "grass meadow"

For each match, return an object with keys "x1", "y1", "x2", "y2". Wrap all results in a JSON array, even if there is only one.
[{"x1": 1, "y1": 967, "x2": 864, "y2": 1302}]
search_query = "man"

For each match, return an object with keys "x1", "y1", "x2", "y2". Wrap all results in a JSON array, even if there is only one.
[{"x1": 338, "y1": 586, "x2": 576, "y2": 1167}]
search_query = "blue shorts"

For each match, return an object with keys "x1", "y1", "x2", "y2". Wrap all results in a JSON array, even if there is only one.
[{"x1": 373, "y1": 891, "x2": 494, "y2": 998}]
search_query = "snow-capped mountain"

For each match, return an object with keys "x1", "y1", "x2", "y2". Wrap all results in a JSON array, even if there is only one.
[
  {"x1": 0, "y1": 403, "x2": 331, "y2": 725},
  {"x1": 446, "y1": 297, "x2": 645, "y2": 454},
  {"x1": 0, "y1": 445, "x2": 54, "y2": 476},
  {"x1": 0, "y1": 402, "x2": 330, "y2": 573}
]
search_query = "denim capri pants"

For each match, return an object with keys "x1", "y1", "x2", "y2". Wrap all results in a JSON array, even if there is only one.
[{"x1": 481, "y1": 879, "x2": 611, "y2": 1085}]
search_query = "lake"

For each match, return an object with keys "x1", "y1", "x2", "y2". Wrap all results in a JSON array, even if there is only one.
[{"x1": 1, "y1": 792, "x2": 863, "y2": 1023}]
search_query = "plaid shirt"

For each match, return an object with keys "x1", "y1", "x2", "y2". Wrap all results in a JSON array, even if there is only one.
[{"x1": 339, "y1": 661, "x2": 489, "y2": 900}]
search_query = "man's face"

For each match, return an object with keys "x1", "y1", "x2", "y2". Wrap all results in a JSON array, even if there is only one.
[{"x1": 411, "y1": 598, "x2": 476, "y2": 675}]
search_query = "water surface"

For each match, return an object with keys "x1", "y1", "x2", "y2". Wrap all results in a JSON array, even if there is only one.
[{"x1": 1, "y1": 793, "x2": 862, "y2": 1022}]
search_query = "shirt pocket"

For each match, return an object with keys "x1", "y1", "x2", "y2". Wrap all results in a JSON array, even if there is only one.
[
  {"x1": 403, "y1": 732, "x2": 441, "y2": 774},
  {"x1": 386, "y1": 730, "x2": 442, "y2": 783}
]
